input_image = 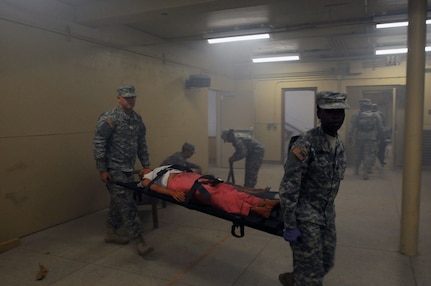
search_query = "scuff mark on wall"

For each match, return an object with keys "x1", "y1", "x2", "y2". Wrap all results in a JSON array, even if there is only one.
[
  {"x1": 5, "y1": 193, "x2": 28, "y2": 206},
  {"x1": 5, "y1": 162, "x2": 28, "y2": 173}
]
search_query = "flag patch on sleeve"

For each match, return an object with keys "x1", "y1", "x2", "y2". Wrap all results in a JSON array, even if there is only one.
[{"x1": 292, "y1": 146, "x2": 307, "y2": 161}]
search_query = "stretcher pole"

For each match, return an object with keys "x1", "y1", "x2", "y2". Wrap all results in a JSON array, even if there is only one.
[{"x1": 227, "y1": 163, "x2": 235, "y2": 184}]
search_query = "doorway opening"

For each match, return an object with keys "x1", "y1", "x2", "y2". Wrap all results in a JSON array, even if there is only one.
[
  {"x1": 281, "y1": 88, "x2": 317, "y2": 162},
  {"x1": 345, "y1": 85, "x2": 406, "y2": 169}
]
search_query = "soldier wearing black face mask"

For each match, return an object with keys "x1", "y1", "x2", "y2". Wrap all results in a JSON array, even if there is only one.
[{"x1": 278, "y1": 91, "x2": 349, "y2": 286}]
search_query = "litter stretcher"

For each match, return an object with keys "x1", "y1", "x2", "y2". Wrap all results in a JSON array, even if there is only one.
[{"x1": 116, "y1": 165, "x2": 284, "y2": 238}]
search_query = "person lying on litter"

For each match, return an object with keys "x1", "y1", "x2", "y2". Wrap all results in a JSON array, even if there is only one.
[{"x1": 140, "y1": 166, "x2": 279, "y2": 218}]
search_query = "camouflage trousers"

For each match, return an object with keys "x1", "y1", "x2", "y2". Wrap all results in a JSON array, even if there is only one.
[
  {"x1": 106, "y1": 170, "x2": 144, "y2": 239},
  {"x1": 290, "y1": 221, "x2": 336, "y2": 286},
  {"x1": 244, "y1": 148, "x2": 264, "y2": 188},
  {"x1": 377, "y1": 139, "x2": 388, "y2": 166},
  {"x1": 354, "y1": 139, "x2": 378, "y2": 174}
]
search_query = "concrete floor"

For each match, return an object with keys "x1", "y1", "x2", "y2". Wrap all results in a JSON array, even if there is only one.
[{"x1": 1, "y1": 164, "x2": 430, "y2": 286}]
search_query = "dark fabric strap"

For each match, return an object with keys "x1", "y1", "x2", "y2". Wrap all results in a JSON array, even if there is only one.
[{"x1": 184, "y1": 174, "x2": 223, "y2": 205}]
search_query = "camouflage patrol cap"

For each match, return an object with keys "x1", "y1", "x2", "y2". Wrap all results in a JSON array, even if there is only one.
[
  {"x1": 221, "y1": 129, "x2": 233, "y2": 142},
  {"x1": 221, "y1": 130, "x2": 228, "y2": 141},
  {"x1": 360, "y1": 98, "x2": 372, "y2": 106},
  {"x1": 316, "y1": 91, "x2": 350, "y2": 109},
  {"x1": 182, "y1": 142, "x2": 195, "y2": 153},
  {"x1": 117, "y1": 85, "x2": 136, "y2": 98}
]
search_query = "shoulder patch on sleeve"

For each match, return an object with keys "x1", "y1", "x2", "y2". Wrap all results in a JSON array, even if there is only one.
[
  {"x1": 291, "y1": 146, "x2": 307, "y2": 161},
  {"x1": 106, "y1": 118, "x2": 114, "y2": 128}
]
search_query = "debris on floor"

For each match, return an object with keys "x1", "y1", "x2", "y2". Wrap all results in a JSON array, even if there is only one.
[{"x1": 36, "y1": 264, "x2": 48, "y2": 281}]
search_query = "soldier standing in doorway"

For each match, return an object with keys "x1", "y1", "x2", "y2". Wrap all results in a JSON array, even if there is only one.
[
  {"x1": 372, "y1": 103, "x2": 388, "y2": 167},
  {"x1": 348, "y1": 99, "x2": 384, "y2": 180}
]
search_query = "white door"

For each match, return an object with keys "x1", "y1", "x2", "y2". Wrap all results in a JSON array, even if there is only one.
[{"x1": 282, "y1": 89, "x2": 316, "y2": 162}]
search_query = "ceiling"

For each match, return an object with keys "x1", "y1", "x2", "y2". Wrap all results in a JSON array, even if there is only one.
[{"x1": 54, "y1": 0, "x2": 431, "y2": 68}]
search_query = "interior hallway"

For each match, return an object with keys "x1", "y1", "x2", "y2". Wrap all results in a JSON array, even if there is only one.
[{"x1": 0, "y1": 164, "x2": 430, "y2": 286}]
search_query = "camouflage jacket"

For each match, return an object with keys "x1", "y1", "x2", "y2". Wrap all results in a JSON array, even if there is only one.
[
  {"x1": 348, "y1": 111, "x2": 383, "y2": 141},
  {"x1": 230, "y1": 133, "x2": 264, "y2": 161},
  {"x1": 279, "y1": 126, "x2": 346, "y2": 229},
  {"x1": 160, "y1": 152, "x2": 200, "y2": 169},
  {"x1": 93, "y1": 106, "x2": 149, "y2": 172}
]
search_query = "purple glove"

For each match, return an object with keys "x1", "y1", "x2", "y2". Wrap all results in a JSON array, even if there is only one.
[{"x1": 283, "y1": 228, "x2": 301, "y2": 243}]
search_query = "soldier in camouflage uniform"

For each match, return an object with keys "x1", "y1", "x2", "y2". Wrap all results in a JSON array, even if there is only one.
[
  {"x1": 372, "y1": 103, "x2": 387, "y2": 167},
  {"x1": 278, "y1": 91, "x2": 349, "y2": 286},
  {"x1": 160, "y1": 142, "x2": 202, "y2": 173},
  {"x1": 348, "y1": 99, "x2": 383, "y2": 180},
  {"x1": 221, "y1": 129, "x2": 264, "y2": 188},
  {"x1": 93, "y1": 84, "x2": 154, "y2": 257}
]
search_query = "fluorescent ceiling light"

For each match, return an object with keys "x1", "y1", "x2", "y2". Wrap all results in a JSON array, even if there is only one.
[
  {"x1": 252, "y1": 55, "x2": 300, "y2": 63},
  {"x1": 207, "y1": 33, "x2": 269, "y2": 44},
  {"x1": 376, "y1": 48, "x2": 408, "y2": 55},
  {"x1": 376, "y1": 19, "x2": 431, "y2": 29},
  {"x1": 376, "y1": 47, "x2": 431, "y2": 55},
  {"x1": 376, "y1": 21, "x2": 408, "y2": 29}
]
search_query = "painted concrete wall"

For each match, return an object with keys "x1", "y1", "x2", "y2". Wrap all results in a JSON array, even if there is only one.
[{"x1": 0, "y1": 15, "x2": 232, "y2": 242}]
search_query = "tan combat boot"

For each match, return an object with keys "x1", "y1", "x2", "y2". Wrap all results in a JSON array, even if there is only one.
[
  {"x1": 137, "y1": 234, "x2": 154, "y2": 257},
  {"x1": 104, "y1": 228, "x2": 129, "y2": 244}
]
